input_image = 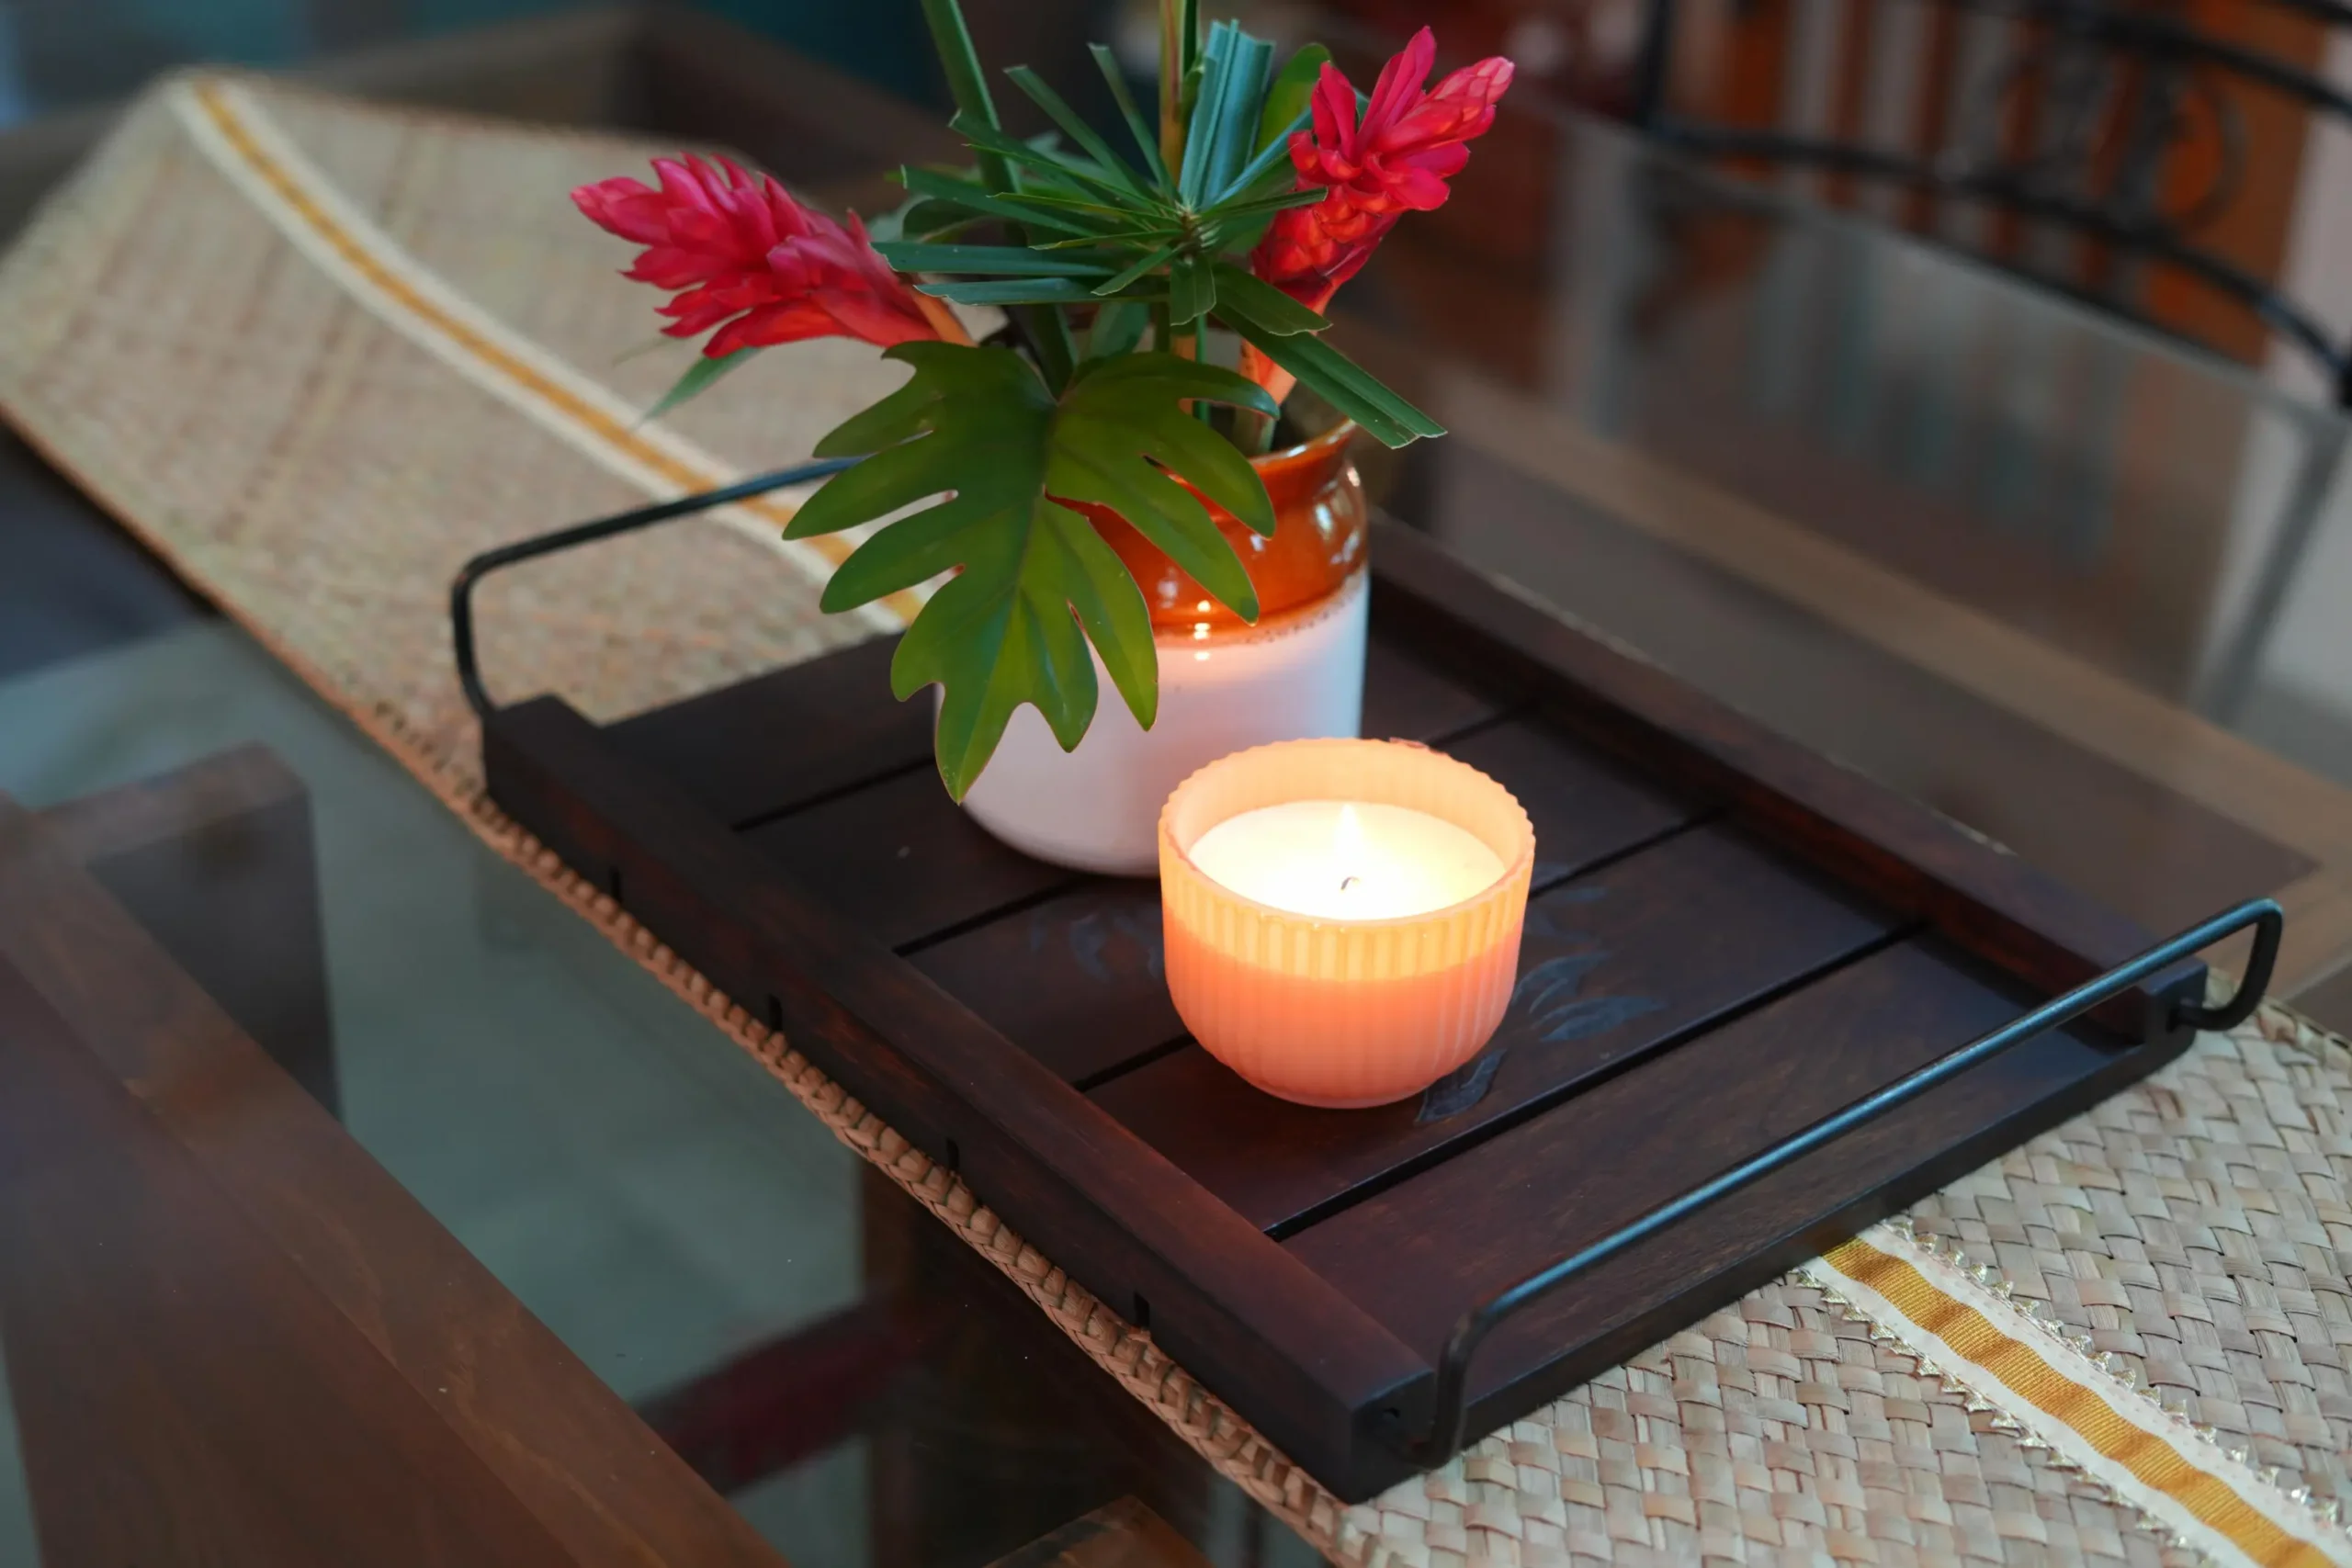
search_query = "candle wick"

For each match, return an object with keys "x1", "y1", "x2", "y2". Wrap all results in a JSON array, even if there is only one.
[{"x1": 1339, "y1": 874, "x2": 1360, "y2": 893}]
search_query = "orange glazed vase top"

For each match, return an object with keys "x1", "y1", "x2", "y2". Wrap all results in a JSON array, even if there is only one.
[{"x1": 1080, "y1": 420, "x2": 1365, "y2": 634}]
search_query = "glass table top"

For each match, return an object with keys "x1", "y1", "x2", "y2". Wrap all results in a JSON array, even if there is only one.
[
  {"x1": 0, "y1": 619, "x2": 1320, "y2": 1568},
  {"x1": 1, "y1": 6, "x2": 2349, "y2": 1563}
]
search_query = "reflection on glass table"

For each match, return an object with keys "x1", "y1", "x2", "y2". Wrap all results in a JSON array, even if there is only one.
[{"x1": 0, "y1": 620, "x2": 1316, "y2": 1568}]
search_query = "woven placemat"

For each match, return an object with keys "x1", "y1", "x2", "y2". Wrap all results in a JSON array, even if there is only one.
[{"x1": 1, "y1": 74, "x2": 2346, "y2": 1568}]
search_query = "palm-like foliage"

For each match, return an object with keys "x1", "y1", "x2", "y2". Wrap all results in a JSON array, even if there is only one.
[
  {"x1": 634, "y1": 0, "x2": 1454, "y2": 796},
  {"x1": 876, "y1": 15, "x2": 1443, "y2": 448}
]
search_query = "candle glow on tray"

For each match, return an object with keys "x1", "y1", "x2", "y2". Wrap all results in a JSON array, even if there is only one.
[{"x1": 1159, "y1": 739, "x2": 1534, "y2": 1109}]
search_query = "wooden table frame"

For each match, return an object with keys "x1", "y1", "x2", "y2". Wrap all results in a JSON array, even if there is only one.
[{"x1": 0, "y1": 749, "x2": 786, "y2": 1568}]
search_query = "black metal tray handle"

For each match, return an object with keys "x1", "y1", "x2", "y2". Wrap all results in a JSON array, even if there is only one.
[
  {"x1": 1405, "y1": 896, "x2": 2284, "y2": 1467},
  {"x1": 451, "y1": 457, "x2": 857, "y2": 719}
]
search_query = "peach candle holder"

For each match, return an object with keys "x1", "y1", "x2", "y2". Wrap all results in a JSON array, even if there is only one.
[{"x1": 1158, "y1": 739, "x2": 1535, "y2": 1109}]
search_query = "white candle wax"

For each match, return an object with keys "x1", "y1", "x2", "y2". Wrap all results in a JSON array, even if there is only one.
[{"x1": 1185, "y1": 798, "x2": 1506, "y2": 921}]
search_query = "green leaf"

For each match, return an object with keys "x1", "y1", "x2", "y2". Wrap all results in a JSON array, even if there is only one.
[
  {"x1": 910, "y1": 3, "x2": 1077, "y2": 391},
  {"x1": 899, "y1": 166, "x2": 1099, "y2": 235},
  {"x1": 919, "y1": 277, "x2": 1157, "y2": 306},
  {"x1": 950, "y1": 113, "x2": 1154, "y2": 209},
  {"x1": 1216, "y1": 122, "x2": 1307, "y2": 205},
  {"x1": 1004, "y1": 66, "x2": 1149, "y2": 197},
  {"x1": 1224, "y1": 318, "x2": 1446, "y2": 447},
  {"x1": 875, "y1": 242, "x2": 1119, "y2": 276},
  {"x1": 1206, "y1": 262, "x2": 1326, "y2": 336},
  {"x1": 1207, "y1": 32, "x2": 1274, "y2": 198},
  {"x1": 1204, "y1": 186, "x2": 1326, "y2": 220},
  {"x1": 1179, "y1": 22, "x2": 1272, "y2": 206},
  {"x1": 1089, "y1": 43, "x2": 1170, "y2": 188},
  {"x1": 1168, "y1": 251, "x2": 1216, "y2": 326},
  {"x1": 1257, "y1": 43, "x2": 1328, "y2": 152},
  {"x1": 1084, "y1": 299, "x2": 1148, "y2": 360},
  {"x1": 1038, "y1": 226, "x2": 1182, "y2": 251},
  {"x1": 642, "y1": 346, "x2": 758, "y2": 423},
  {"x1": 793, "y1": 343, "x2": 1275, "y2": 796},
  {"x1": 1091, "y1": 240, "x2": 1182, "y2": 297},
  {"x1": 996, "y1": 188, "x2": 1149, "y2": 220},
  {"x1": 1175, "y1": 22, "x2": 1230, "y2": 203},
  {"x1": 917, "y1": 0, "x2": 1011, "y2": 195},
  {"x1": 893, "y1": 198, "x2": 988, "y2": 239}
]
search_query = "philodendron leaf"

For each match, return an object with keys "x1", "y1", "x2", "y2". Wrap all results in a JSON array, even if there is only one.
[{"x1": 790, "y1": 343, "x2": 1279, "y2": 798}]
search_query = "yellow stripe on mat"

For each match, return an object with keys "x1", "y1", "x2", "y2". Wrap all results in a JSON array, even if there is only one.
[
  {"x1": 167, "y1": 73, "x2": 917, "y2": 631},
  {"x1": 1808, "y1": 1227, "x2": 2347, "y2": 1568}
]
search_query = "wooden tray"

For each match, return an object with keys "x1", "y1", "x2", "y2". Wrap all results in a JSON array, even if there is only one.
[{"x1": 466, "y1": 499, "x2": 2270, "y2": 1502}]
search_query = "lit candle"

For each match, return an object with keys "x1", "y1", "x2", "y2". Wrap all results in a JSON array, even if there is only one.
[
  {"x1": 1187, "y1": 800, "x2": 1505, "y2": 920},
  {"x1": 1159, "y1": 739, "x2": 1534, "y2": 1109}
]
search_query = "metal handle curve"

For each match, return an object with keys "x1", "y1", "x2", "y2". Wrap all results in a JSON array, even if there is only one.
[
  {"x1": 1406, "y1": 896, "x2": 2284, "y2": 1467},
  {"x1": 449, "y1": 457, "x2": 857, "y2": 719}
]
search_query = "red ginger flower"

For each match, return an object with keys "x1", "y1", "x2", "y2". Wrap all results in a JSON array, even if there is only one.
[
  {"x1": 573, "y1": 153, "x2": 950, "y2": 356},
  {"x1": 1250, "y1": 28, "x2": 1514, "y2": 310}
]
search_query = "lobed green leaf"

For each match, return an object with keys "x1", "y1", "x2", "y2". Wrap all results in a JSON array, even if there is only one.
[{"x1": 791, "y1": 343, "x2": 1275, "y2": 796}]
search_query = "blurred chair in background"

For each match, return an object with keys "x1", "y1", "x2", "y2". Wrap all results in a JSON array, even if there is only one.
[{"x1": 1629, "y1": 0, "x2": 2352, "y2": 407}]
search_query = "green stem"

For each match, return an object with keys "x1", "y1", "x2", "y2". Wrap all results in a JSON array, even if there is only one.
[
  {"x1": 1159, "y1": 0, "x2": 1184, "y2": 175},
  {"x1": 915, "y1": 0, "x2": 1075, "y2": 389},
  {"x1": 1229, "y1": 406, "x2": 1277, "y2": 455}
]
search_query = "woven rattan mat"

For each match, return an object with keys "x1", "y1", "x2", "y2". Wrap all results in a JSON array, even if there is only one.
[{"x1": 2, "y1": 75, "x2": 2346, "y2": 1568}]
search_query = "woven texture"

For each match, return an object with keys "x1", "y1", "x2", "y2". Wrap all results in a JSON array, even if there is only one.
[{"x1": 0, "y1": 75, "x2": 2346, "y2": 1567}]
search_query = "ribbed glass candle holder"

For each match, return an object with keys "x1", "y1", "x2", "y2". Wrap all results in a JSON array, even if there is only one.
[{"x1": 1158, "y1": 739, "x2": 1535, "y2": 1109}]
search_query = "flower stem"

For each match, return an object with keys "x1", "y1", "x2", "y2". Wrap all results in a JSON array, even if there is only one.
[
  {"x1": 1229, "y1": 405, "x2": 1278, "y2": 455},
  {"x1": 1159, "y1": 0, "x2": 1185, "y2": 174},
  {"x1": 913, "y1": 293, "x2": 975, "y2": 346}
]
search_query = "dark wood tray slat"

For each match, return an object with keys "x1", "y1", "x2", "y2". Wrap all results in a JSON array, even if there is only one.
[
  {"x1": 1429, "y1": 716, "x2": 1705, "y2": 882},
  {"x1": 1283, "y1": 936, "x2": 2162, "y2": 1423},
  {"x1": 743, "y1": 767, "x2": 1080, "y2": 953},
  {"x1": 605, "y1": 635, "x2": 932, "y2": 829},
  {"x1": 1369, "y1": 526, "x2": 2204, "y2": 1034},
  {"x1": 1358, "y1": 637, "x2": 1500, "y2": 741},
  {"x1": 1091, "y1": 823, "x2": 1903, "y2": 1234},
  {"x1": 910, "y1": 880, "x2": 1177, "y2": 1088},
  {"x1": 719, "y1": 630, "x2": 1505, "y2": 957}
]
